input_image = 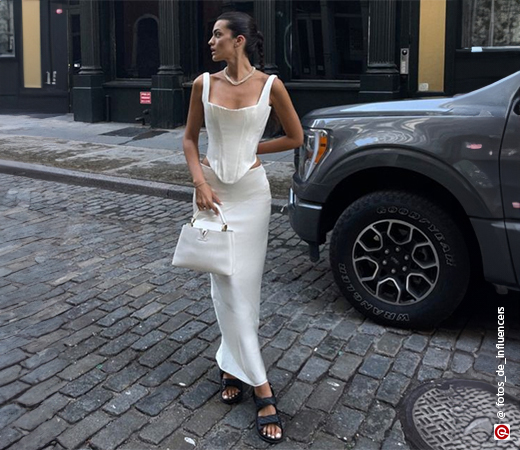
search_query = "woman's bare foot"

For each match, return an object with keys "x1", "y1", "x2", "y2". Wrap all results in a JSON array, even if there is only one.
[
  {"x1": 221, "y1": 372, "x2": 240, "y2": 401},
  {"x1": 254, "y1": 383, "x2": 282, "y2": 440}
]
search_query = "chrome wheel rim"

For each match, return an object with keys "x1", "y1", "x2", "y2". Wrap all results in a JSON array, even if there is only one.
[{"x1": 352, "y1": 219, "x2": 440, "y2": 305}]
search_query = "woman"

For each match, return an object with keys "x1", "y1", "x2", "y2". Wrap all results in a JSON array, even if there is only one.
[{"x1": 182, "y1": 11, "x2": 303, "y2": 444}]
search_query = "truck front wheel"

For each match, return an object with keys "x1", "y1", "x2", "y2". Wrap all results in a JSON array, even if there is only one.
[{"x1": 330, "y1": 190, "x2": 470, "y2": 328}]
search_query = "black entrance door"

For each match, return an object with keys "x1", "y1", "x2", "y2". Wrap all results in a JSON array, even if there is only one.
[{"x1": 40, "y1": 0, "x2": 69, "y2": 112}]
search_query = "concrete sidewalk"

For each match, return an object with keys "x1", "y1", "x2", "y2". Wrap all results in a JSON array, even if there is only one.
[{"x1": 0, "y1": 113, "x2": 295, "y2": 201}]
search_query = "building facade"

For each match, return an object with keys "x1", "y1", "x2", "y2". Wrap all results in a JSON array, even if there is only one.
[{"x1": 1, "y1": 0, "x2": 520, "y2": 129}]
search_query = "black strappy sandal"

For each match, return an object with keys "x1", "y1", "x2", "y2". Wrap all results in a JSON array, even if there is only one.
[
  {"x1": 253, "y1": 384, "x2": 284, "y2": 444},
  {"x1": 219, "y1": 370, "x2": 244, "y2": 405}
]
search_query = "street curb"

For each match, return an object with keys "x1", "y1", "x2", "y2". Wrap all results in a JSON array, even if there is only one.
[{"x1": 0, "y1": 159, "x2": 288, "y2": 214}]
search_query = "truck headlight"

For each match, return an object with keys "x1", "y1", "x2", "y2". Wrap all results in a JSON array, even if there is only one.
[{"x1": 298, "y1": 128, "x2": 332, "y2": 181}]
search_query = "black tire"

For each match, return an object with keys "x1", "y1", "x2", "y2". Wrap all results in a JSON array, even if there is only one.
[{"x1": 330, "y1": 190, "x2": 470, "y2": 329}]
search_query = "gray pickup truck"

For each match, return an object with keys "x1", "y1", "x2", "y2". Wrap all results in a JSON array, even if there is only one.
[{"x1": 288, "y1": 71, "x2": 520, "y2": 328}]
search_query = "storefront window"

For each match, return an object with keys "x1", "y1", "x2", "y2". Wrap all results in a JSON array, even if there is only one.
[
  {"x1": 0, "y1": 0, "x2": 15, "y2": 57},
  {"x1": 291, "y1": 0, "x2": 363, "y2": 80},
  {"x1": 462, "y1": 0, "x2": 520, "y2": 47},
  {"x1": 114, "y1": 0, "x2": 159, "y2": 78}
]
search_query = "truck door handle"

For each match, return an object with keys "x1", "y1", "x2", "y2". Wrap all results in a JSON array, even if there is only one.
[
  {"x1": 45, "y1": 71, "x2": 51, "y2": 84},
  {"x1": 52, "y1": 71, "x2": 57, "y2": 85}
]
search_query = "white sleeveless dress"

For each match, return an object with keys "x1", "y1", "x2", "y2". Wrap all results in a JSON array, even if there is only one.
[{"x1": 196, "y1": 71, "x2": 277, "y2": 387}]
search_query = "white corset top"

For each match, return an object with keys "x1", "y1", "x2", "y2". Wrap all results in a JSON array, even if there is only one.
[{"x1": 202, "y1": 71, "x2": 277, "y2": 184}]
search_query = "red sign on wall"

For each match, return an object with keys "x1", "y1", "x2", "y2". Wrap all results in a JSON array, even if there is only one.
[{"x1": 140, "y1": 92, "x2": 151, "y2": 104}]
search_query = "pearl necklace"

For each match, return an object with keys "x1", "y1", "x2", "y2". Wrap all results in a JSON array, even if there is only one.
[{"x1": 224, "y1": 66, "x2": 256, "y2": 86}]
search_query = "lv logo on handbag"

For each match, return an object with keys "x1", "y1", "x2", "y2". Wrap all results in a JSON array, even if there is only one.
[{"x1": 172, "y1": 204, "x2": 235, "y2": 276}]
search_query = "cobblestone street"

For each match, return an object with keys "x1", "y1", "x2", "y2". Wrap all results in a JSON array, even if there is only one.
[{"x1": 1, "y1": 173, "x2": 520, "y2": 450}]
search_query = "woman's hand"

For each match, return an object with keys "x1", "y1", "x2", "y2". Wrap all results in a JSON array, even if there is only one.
[{"x1": 195, "y1": 182, "x2": 222, "y2": 215}]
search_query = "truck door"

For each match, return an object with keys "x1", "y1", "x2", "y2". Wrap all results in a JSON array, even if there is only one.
[{"x1": 500, "y1": 95, "x2": 520, "y2": 284}]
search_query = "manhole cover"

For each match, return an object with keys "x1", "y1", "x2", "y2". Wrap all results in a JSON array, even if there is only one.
[{"x1": 400, "y1": 379, "x2": 520, "y2": 449}]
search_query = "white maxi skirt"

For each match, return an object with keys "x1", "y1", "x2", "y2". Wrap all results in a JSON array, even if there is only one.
[{"x1": 193, "y1": 163, "x2": 271, "y2": 387}]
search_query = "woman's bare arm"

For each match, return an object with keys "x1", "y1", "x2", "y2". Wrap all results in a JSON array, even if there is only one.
[
  {"x1": 257, "y1": 77, "x2": 304, "y2": 155},
  {"x1": 182, "y1": 74, "x2": 221, "y2": 213}
]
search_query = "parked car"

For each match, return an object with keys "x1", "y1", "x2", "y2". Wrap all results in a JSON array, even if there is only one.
[{"x1": 288, "y1": 71, "x2": 520, "y2": 328}]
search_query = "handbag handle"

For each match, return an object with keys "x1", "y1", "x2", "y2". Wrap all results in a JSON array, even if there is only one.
[{"x1": 191, "y1": 204, "x2": 229, "y2": 231}]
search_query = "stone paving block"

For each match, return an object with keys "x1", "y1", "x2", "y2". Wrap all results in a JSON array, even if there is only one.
[
  {"x1": 98, "y1": 295, "x2": 135, "y2": 313},
  {"x1": 63, "y1": 335, "x2": 107, "y2": 361},
  {"x1": 309, "y1": 431, "x2": 350, "y2": 450},
  {"x1": 286, "y1": 314, "x2": 311, "y2": 333},
  {"x1": 99, "y1": 349, "x2": 137, "y2": 374},
  {"x1": 277, "y1": 344, "x2": 313, "y2": 373},
  {"x1": 455, "y1": 328, "x2": 483, "y2": 353},
  {"x1": 359, "y1": 354, "x2": 392, "y2": 379},
  {"x1": 343, "y1": 374, "x2": 379, "y2": 412},
  {"x1": 417, "y1": 364, "x2": 443, "y2": 382},
  {"x1": 13, "y1": 393, "x2": 69, "y2": 430},
  {"x1": 198, "y1": 322, "x2": 220, "y2": 342},
  {"x1": 315, "y1": 336, "x2": 343, "y2": 360},
  {"x1": 132, "y1": 313, "x2": 169, "y2": 336},
  {"x1": 403, "y1": 334, "x2": 428, "y2": 352},
  {"x1": 345, "y1": 333, "x2": 375, "y2": 356},
  {"x1": 100, "y1": 317, "x2": 139, "y2": 339},
  {"x1": 131, "y1": 330, "x2": 166, "y2": 351},
  {"x1": 359, "y1": 401, "x2": 396, "y2": 442},
  {"x1": 392, "y1": 350, "x2": 422, "y2": 378},
  {"x1": 0, "y1": 365, "x2": 22, "y2": 387},
  {"x1": 57, "y1": 410, "x2": 113, "y2": 450},
  {"x1": 222, "y1": 399, "x2": 256, "y2": 429},
  {"x1": 104, "y1": 363, "x2": 147, "y2": 392},
  {"x1": 61, "y1": 325, "x2": 101, "y2": 347},
  {"x1": 180, "y1": 380, "x2": 219, "y2": 410},
  {"x1": 66, "y1": 309, "x2": 105, "y2": 332},
  {"x1": 184, "y1": 401, "x2": 230, "y2": 437},
  {"x1": 330, "y1": 319, "x2": 358, "y2": 342},
  {"x1": 306, "y1": 378, "x2": 345, "y2": 413},
  {"x1": 352, "y1": 436, "x2": 380, "y2": 450},
  {"x1": 135, "y1": 385, "x2": 181, "y2": 416},
  {"x1": 297, "y1": 356, "x2": 331, "y2": 383},
  {"x1": 126, "y1": 282, "x2": 156, "y2": 298},
  {"x1": 139, "y1": 340, "x2": 179, "y2": 368},
  {"x1": 0, "y1": 404, "x2": 26, "y2": 429},
  {"x1": 58, "y1": 354, "x2": 106, "y2": 381},
  {"x1": 171, "y1": 339, "x2": 209, "y2": 366},
  {"x1": 22, "y1": 316, "x2": 65, "y2": 338},
  {"x1": 161, "y1": 430, "x2": 200, "y2": 450},
  {"x1": 169, "y1": 321, "x2": 207, "y2": 343},
  {"x1": 97, "y1": 306, "x2": 133, "y2": 327},
  {"x1": 98, "y1": 333, "x2": 140, "y2": 356},
  {"x1": 299, "y1": 328, "x2": 328, "y2": 348},
  {"x1": 270, "y1": 329, "x2": 299, "y2": 350},
  {"x1": 60, "y1": 369, "x2": 107, "y2": 398},
  {"x1": 329, "y1": 353, "x2": 363, "y2": 382},
  {"x1": 278, "y1": 381, "x2": 314, "y2": 416},
  {"x1": 22, "y1": 329, "x2": 70, "y2": 354},
  {"x1": 0, "y1": 380, "x2": 30, "y2": 403},
  {"x1": 259, "y1": 315, "x2": 286, "y2": 338},
  {"x1": 131, "y1": 300, "x2": 164, "y2": 320},
  {"x1": 202, "y1": 425, "x2": 242, "y2": 450},
  {"x1": 375, "y1": 332, "x2": 404, "y2": 357},
  {"x1": 262, "y1": 345, "x2": 284, "y2": 370},
  {"x1": 16, "y1": 376, "x2": 66, "y2": 407},
  {"x1": 452, "y1": 351, "x2": 474, "y2": 374},
  {"x1": 431, "y1": 329, "x2": 458, "y2": 350},
  {"x1": 59, "y1": 387, "x2": 113, "y2": 423},
  {"x1": 8, "y1": 416, "x2": 68, "y2": 450},
  {"x1": 0, "y1": 348, "x2": 27, "y2": 370},
  {"x1": 285, "y1": 408, "x2": 324, "y2": 442},
  {"x1": 103, "y1": 384, "x2": 148, "y2": 415},
  {"x1": 325, "y1": 405, "x2": 365, "y2": 440},
  {"x1": 159, "y1": 312, "x2": 193, "y2": 333},
  {"x1": 423, "y1": 347, "x2": 451, "y2": 370},
  {"x1": 139, "y1": 406, "x2": 189, "y2": 445},
  {"x1": 162, "y1": 298, "x2": 192, "y2": 316},
  {"x1": 376, "y1": 372, "x2": 411, "y2": 406},
  {"x1": 170, "y1": 357, "x2": 212, "y2": 388},
  {"x1": 20, "y1": 358, "x2": 70, "y2": 384},
  {"x1": 89, "y1": 410, "x2": 148, "y2": 450},
  {"x1": 21, "y1": 347, "x2": 60, "y2": 370},
  {"x1": 0, "y1": 427, "x2": 23, "y2": 450}
]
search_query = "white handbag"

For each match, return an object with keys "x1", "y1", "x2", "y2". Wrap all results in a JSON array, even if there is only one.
[{"x1": 172, "y1": 204, "x2": 235, "y2": 276}]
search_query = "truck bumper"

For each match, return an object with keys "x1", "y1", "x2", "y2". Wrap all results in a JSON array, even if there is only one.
[{"x1": 288, "y1": 188, "x2": 324, "y2": 261}]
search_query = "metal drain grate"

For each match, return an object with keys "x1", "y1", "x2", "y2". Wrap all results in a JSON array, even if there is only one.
[
  {"x1": 101, "y1": 127, "x2": 149, "y2": 138},
  {"x1": 400, "y1": 379, "x2": 520, "y2": 449}
]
